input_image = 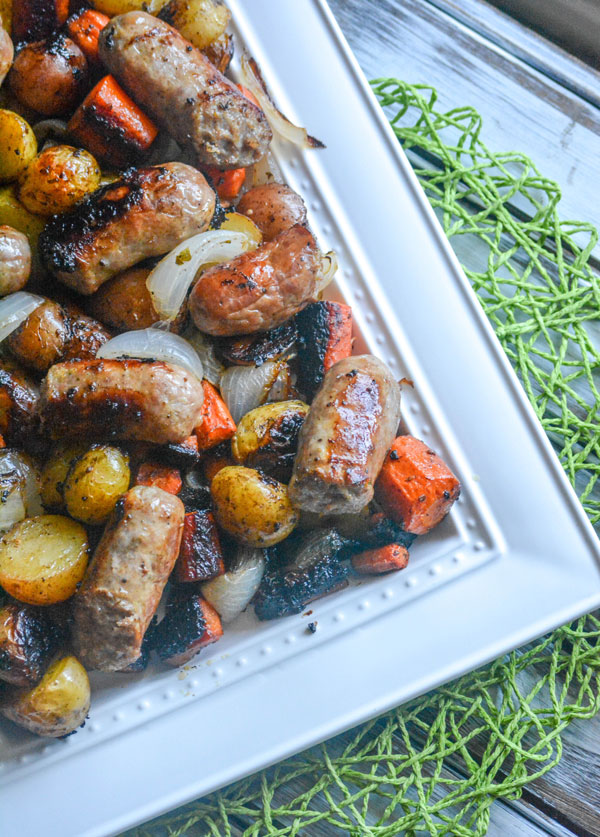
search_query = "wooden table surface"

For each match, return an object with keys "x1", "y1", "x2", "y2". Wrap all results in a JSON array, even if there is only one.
[{"x1": 224, "y1": 2, "x2": 600, "y2": 836}]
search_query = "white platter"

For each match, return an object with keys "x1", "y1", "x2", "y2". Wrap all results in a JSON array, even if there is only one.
[{"x1": 2, "y1": 2, "x2": 600, "y2": 835}]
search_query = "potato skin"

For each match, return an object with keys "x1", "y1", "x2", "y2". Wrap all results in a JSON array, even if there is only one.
[
  {"x1": 0, "y1": 110, "x2": 37, "y2": 183},
  {"x1": 0, "y1": 25, "x2": 13, "y2": 88},
  {"x1": 237, "y1": 184, "x2": 308, "y2": 242},
  {"x1": 232, "y1": 400, "x2": 308, "y2": 481},
  {"x1": 201, "y1": 30, "x2": 233, "y2": 74},
  {"x1": 159, "y1": 0, "x2": 230, "y2": 50},
  {"x1": 0, "y1": 185, "x2": 45, "y2": 251},
  {"x1": 40, "y1": 441, "x2": 88, "y2": 510},
  {"x1": 59, "y1": 303, "x2": 111, "y2": 361},
  {"x1": 2, "y1": 655, "x2": 90, "y2": 737},
  {"x1": 7, "y1": 299, "x2": 70, "y2": 373},
  {"x1": 17, "y1": 146, "x2": 100, "y2": 216},
  {"x1": 0, "y1": 514, "x2": 89, "y2": 605},
  {"x1": 0, "y1": 225, "x2": 30, "y2": 296},
  {"x1": 211, "y1": 465, "x2": 298, "y2": 547},
  {"x1": 91, "y1": 0, "x2": 168, "y2": 14},
  {"x1": 63, "y1": 445, "x2": 130, "y2": 525},
  {"x1": 8, "y1": 35, "x2": 88, "y2": 117}
]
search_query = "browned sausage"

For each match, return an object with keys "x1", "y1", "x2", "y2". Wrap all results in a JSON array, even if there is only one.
[
  {"x1": 72, "y1": 485, "x2": 184, "y2": 671},
  {"x1": 0, "y1": 26, "x2": 13, "y2": 87},
  {"x1": 98, "y1": 12, "x2": 272, "y2": 169},
  {"x1": 288, "y1": 355, "x2": 402, "y2": 514},
  {"x1": 189, "y1": 225, "x2": 321, "y2": 336},
  {"x1": 237, "y1": 184, "x2": 308, "y2": 242},
  {"x1": 39, "y1": 358, "x2": 204, "y2": 444},
  {"x1": 0, "y1": 226, "x2": 31, "y2": 296},
  {"x1": 39, "y1": 162, "x2": 215, "y2": 295},
  {"x1": 0, "y1": 358, "x2": 39, "y2": 443}
]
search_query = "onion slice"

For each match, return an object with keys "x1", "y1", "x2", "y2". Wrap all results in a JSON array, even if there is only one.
[
  {"x1": 146, "y1": 230, "x2": 252, "y2": 321},
  {"x1": 316, "y1": 251, "x2": 338, "y2": 296},
  {"x1": 240, "y1": 55, "x2": 325, "y2": 150},
  {"x1": 0, "y1": 292, "x2": 44, "y2": 343},
  {"x1": 97, "y1": 328, "x2": 204, "y2": 380},
  {"x1": 220, "y1": 360, "x2": 288, "y2": 423},
  {"x1": 202, "y1": 547, "x2": 265, "y2": 623},
  {"x1": 184, "y1": 328, "x2": 224, "y2": 386}
]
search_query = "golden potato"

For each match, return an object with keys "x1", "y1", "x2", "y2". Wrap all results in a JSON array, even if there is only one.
[
  {"x1": 18, "y1": 146, "x2": 101, "y2": 216},
  {"x1": 0, "y1": 110, "x2": 37, "y2": 184},
  {"x1": 0, "y1": 184, "x2": 45, "y2": 251},
  {"x1": 202, "y1": 31, "x2": 233, "y2": 74},
  {"x1": 2, "y1": 655, "x2": 91, "y2": 737},
  {"x1": 91, "y1": 0, "x2": 168, "y2": 14},
  {"x1": 211, "y1": 465, "x2": 298, "y2": 547},
  {"x1": 63, "y1": 445, "x2": 130, "y2": 525},
  {"x1": 232, "y1": 400, "x2": 308, "y2": 480},
  {"x1": 159, "y1": 0, "x2": 231, "y2": 50},
  {"x1": 0, "y1": 225, "x2": 30, "y2": 296},
  {"x1": 0, "y1": 1, "x2": 12, "y2": 34},
  {"x1": 7, "y1": 299, "x2": 69, "y2": 372},
  {"x1": 0, "y1": 515, "x2": 89, "y2": 605},
  {"x1": 40, "y1": 442, "x2": 89, "y2": 510}
]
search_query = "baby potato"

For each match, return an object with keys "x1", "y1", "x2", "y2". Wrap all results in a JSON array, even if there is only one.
[
  {"x1": 211, "y1": 465, "x2": 298, "y2": 547},
  {"x1": 18, "y1": 146, "x2": 101, "y2": 217},
  {"x1": 0, "y1": 515, "x2": 89, "y2": 605},
  {"x1": 0, "y1": 185, "x2": 45, "y2": 250},
  {"x1": 40, "y1": 442, "x2": 88, "y2": 510},
  {"x1": 0, "y1": 110, "x2": 37, "y2": 184},
  {"x1": 2, "y1": 655, "x2": 90, "y2": 737},
  {"x1": 0, "y1": 225, "x2": 31, "y2": 296},
  {"x1": 7, "y1": 299, "x2": 69, "y2": 372},
  {"x1": 232, "y1": 400, "x2": 308, "y2": 481},
  {"x1": 159, "y1": 0, "x2": 231, "y2": 50},
  {"x1": 91, "y1": 0, "x2": 169, "y2": 14},
  {"x1": 63, "y1": 445, "x2": 130, "y2": 525},
  {"x1": 202, "y1": 31, "x2": 233, "y2": 74},
  {"x1": 8, "y1": 36, "x2": 88, "y2": 117}
]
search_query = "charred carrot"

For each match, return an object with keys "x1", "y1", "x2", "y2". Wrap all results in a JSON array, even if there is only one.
[
  {"x1": 195, "y1": 381, "x2": 236, "y2": 451},
  {"x1": 135, "y1": 462, "x2": 182, "y2": 495},
  {"x1": 152, "y1": 595, "x2": 223, "y2": 666},
  {"x1": 352, "y1": 543, "x2": 410, "y2": 575},
  {"x1": 202, "y1": 441, "x2": 234, "y2": 483},
  {"x1": 12, "y1": 0, "x2": 69, "y2": 43},
  {"x1": 204, "y1": 166, "x2": 246, "y2": 202},
  {"x1": 68, "y1": 75, "x2": 158, "y2": 168},
  {"x1": 66, "y1": 8, "x2": 110, "y2": 66},
  {"x1": 0, "y1": 434, "x2": 5, "y2": 448},
  {"x1": 174, "y1": 509, "x2": 225, "y2": 584},
  {"x1": 374, "y1": 436, "x2": 460, "y2": 535},
  {"x1": 296, "y1": 301, "x2": 353, "y2": 398}
]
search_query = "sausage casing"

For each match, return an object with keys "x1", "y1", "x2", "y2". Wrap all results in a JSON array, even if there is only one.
[
  {"x1": 40, "y1": 358, "x2": 204, "y2": 444},
  {"x1": 98, "y1": 12, "x2": 272, "y2": 170},
  {"x1": 189, "y1": 225, "x2": 321, "y2": 336},
  {"x1": 288, "y1": 355, "x2": 402, "y2": 514},
  {"x1": 39, "y1": 162, "x2": 215, "y2": 294},
  {"x1": 72, "y1": 485, "x2": 184, "y2": 671}
]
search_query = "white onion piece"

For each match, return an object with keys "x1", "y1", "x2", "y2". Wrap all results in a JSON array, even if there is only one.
[
  {"x1": 97, "y1": 328, "x2": 204, "y2": 380},
  {"x1": 266, "y1": 362, "x2": 294, "y2": 402},
  {"x1": 202, "y1": 547, "x2": 265, "y2": 623},
  {"x1": 220, "y1": 360, "x2": 283, "y2": 423},
  {"x1": 240, "y1": 55, "x2": 324, "y2": 150},
  {"x1": 184, "y1": 328, "x2": 224, "y2": 386},
  {"x1": 316, "y1": 251, "x2": 338, "y2": 296},
  {"x1": 0, "y1": 450, "x2": 42, "y2": 530},
  {"x1": 248, "y1": 149, "x2": 284, "y2": 188},
  {"x1": 0, "y1": 292, "x2": 44, "y2": 343},
  {"x1": 146, "y1": 230, "x2": 251, "y2": 321}
]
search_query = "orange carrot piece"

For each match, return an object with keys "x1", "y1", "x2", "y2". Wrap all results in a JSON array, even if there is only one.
[
  {"x1": 135, "y1": 462, "x2": 182, "y2": 495},
  {"x1": 67, "y1": 8, "x2": 110, "y2": 65},
  {"x1": 202, "y1": 442, "x2": 233, "y2": 482},
  {"x1": 205, "y1": 166, "x2": 246, "y2": 202},
  {"x1": 175, "y1": 510, "x2": 224, "y2": 584},
  {"x1": 198, "y1": 598, "x2": 223, "y2": 645},
  {"x1": 0, "y1": 434, "x2": 6, "y2": 448},
  {"x1": 195, "y1": 381, "x2": 236, "y2": 451},
  {"x1": 237, "y1": 83, "x2": 261, "y2": 109},
  {"x1": 324, "y1": 302, "x2": 353, "y2": 371},
  {"x1": 374, "y1": 436, "x2": 460, "y2": 535},
  {"x1": 352, "y1": 543, "x2": 410, "y2": 575},
  {"x1": 68, "y1": 75, "x2": 158, "y2": 168}
]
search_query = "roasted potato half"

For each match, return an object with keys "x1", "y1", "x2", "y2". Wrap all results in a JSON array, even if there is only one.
[
  {"x1": 63, "y1": 445, "x2": 130, "y2": 525},
  {"x1": 91, "y1": 0, "x2": 169, "y2": 14},
  {"x1": 2, "y1": 655, "x2": 90, "y2": 737},
  {"x1": 0, "y1": 110, "x2": 37, "y2": 184},
  {"x1": 40, "y1": 442, "x2": 89, "y2": 510},
  {"x1": 159, "y1": 0, "x2": 231, "y2": 50},
  {"x1": 0, "y1": 225, "x2": 31, "y2": 296},
  {"x1": 232, "y1": 400, "x2": 308, "y2": 481},
  {"x1": 211, "y1": 465, "x2": 298, "y2": 547},
  {"x1": 7, "y1": 299, "x2": 70, "y2": 373},
  {"x1": 202, "y1": 31, "x2": 233, "y2": 74},
  {"x1": 0, "y1": 602, "x2": 61, "y2": 687},
  {"x1": 18, "y1": 146, "x2": 101, "y2": 216},
  {"x1": 0, "y1": 184, "x2": 45, "y2": 250},
  {"x1": 0, "y1": 515, "x2": 89, "y2": 605}
]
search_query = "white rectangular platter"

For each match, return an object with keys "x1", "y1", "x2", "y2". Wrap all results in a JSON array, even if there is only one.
[{"x1": 2, "y1": 2, "x2": 600, "y2": 835}]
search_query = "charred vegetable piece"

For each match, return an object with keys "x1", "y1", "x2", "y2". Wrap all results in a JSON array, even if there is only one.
[
  {"x1": 201, "y1": 31, "x2": 233, "y2": 74},
  {"x1": 177, "y1": 474, "x2": 212, "y2": 513},
  {"x1": 68, "y1": 74, "x2": 158, "y2": 169},
  {"x1": 204, "y1": 166, "x2": 246, "y2": 202},
  {"x1": 231, "y1": 400, "x2": 308, "y2": 482},
  {"x1": 155, "y1": 435, "x2": 200, "y2": 470},
  {"x1": 0, "y1": 602, "x2": 61, "y2": 687},
  {"x1": 253, "y1": 528, "x2": 349, "y2": 621},
  {"x1": 195, "y1": 380, "x2": 236, "y2": 451},
  {"x1": 295, "y1": 301, "x2": 353, "y2": 398},
  {"x1": 152, "y1": 594, "x2": 223, "y2": 667},
  {"x1": 346, "y1": 512, "x2": 417, "y2": 554},
  {"x1": 374, "y1": 436, "x2": 460, "y2": 535},
  {"x1": 174, "y1": 509, "x2": 224, "y2": 584},
  {"x1": 201, "y1": 442, "x2": 233, "y2": 484},
  {"x1": 215, "y1": 321, "x2": 297, "y2": 367},
  {"x1": 66, "y1": 8, "x2": 110, "y2": 68},
  {"x1": 11, "y1": 0, "x2": 69, "y2": 44},
  {"x1": 135, "y1": 462, "x2": 181, "y2": 495},
  {"x1": 0, "y1": 357, "x2": 39, "y2": 443},
  {"x1": 351, "y1": 543, "x2": 410, "y2": 575}
]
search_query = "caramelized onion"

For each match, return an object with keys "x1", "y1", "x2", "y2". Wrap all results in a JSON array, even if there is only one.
[
  {"x1": 0, "y1": 292, "x2": 44, "y2": 344},
  {"x1": 97, "y1": 329, "x2": 204, "y2": 380}
]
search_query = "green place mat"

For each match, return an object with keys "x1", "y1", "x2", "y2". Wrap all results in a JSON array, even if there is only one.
[{"x1": 130, "y1": 80, "x2": 600, "y2": 836}]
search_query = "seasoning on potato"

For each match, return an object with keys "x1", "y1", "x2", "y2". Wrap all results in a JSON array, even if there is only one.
[
  {"x1": 0, "y1": 514, "x2": 89, "y2": 605},
  {"x1": 159, "y1": 0, "x2": 231, "y2": 50},
  {"x1": 7, "y1": 299, "x2": 70, "y2": 372},
  {"x1": 232, "y1": 400, "x2": 309, "y2": 481},
  {"x1": 1, "y1": 655, "x2": 91, "y2": 737},
  {"x1": 211, "y1": 465, "x2": 298, "y2": 547},
  {"x1": 0, "y1": 110, "x2": 37, "y2": 183},
  {"x1": 17, "y1": 146, "x2": 101, "y2": 216},
  {"x1": 63, "y1": 445, "x2": 131, "y2": 525},
  {"x1": 0, "y1": 184, "x2": 45, "y2": 250},
  {"x1": 40, "y1": 442, "x2": 89, "y2": 510},
  {"x1": 92, "y1": 0, "x2": 169, "y2": 15}
]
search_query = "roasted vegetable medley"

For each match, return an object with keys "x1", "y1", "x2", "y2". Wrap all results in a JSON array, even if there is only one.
[{"x1": 0, "y1": 0, "x2": 460, "y2": 738}]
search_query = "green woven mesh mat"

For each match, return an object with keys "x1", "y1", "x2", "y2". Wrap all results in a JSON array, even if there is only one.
[{"x1": 131, "y1": 80, "x2": 600, "y2": 836}]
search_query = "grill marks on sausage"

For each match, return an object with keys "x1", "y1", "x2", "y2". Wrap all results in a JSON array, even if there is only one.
[{"x1": 327, "y1": 374, "x2": 382, "y2": 486}]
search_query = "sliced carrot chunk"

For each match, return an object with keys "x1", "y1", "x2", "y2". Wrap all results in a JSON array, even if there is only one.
[
  {"x1": 195, "y1": 381, "x2": 236, "y2": 451},
  {"x1": 135, "y1": 462, "x2": 182, "y2": 495}
]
